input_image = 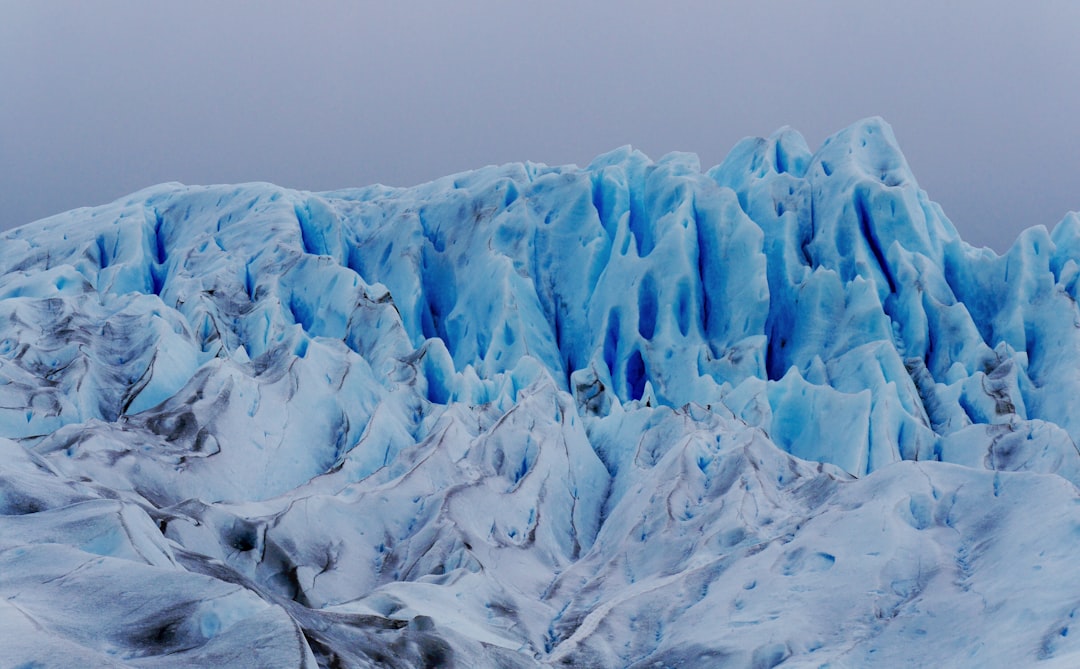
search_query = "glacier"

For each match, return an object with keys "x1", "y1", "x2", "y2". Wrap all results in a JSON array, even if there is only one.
[{"x1": 3, "y1": 117, "x2": 1080, "y2": 667}]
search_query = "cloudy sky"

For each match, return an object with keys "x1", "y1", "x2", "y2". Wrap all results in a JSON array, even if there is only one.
[{"x1": 2, "y1": 1, "x2": 1078, "y2": 251}]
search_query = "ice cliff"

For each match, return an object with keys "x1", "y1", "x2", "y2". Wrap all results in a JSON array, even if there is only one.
[{"x1": 4, "y1": 117, "x2": 1080, "y2": 667}]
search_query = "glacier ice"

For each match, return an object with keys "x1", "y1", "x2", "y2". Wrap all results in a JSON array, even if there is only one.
[{"x1": 3, "y1": 117, "x2": 1080, "y2": 666}]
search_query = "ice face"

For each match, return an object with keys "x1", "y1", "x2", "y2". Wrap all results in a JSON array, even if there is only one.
[{"x1": 3, "y1": 118, "x2": 1080, "y2": 666}]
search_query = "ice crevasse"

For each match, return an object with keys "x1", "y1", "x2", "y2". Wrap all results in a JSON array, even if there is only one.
[{"x1": 3, "y1": 117, "x2": 1080, "y2": 667}]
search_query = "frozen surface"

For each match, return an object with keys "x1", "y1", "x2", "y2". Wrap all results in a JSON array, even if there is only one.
[{"x1": 3, "y1": 118, "x2": 1080, "y2": 666}]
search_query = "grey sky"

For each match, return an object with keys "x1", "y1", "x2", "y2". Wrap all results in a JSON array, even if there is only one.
[{"x1": 2, "y1": 1, "x2": 1078, "y2": 252}]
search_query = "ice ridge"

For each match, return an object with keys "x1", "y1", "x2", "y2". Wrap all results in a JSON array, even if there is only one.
[{"x1": 3, "y1": 117, "x2": 1080, "y2": 667}]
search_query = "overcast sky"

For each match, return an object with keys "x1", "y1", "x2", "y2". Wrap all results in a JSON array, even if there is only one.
[{"x1": 2, "y1": 1, "x2": 1079, "y2": 252}]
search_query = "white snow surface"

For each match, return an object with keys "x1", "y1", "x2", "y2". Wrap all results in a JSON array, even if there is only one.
[{"x1": 3, "y1": 118, "x2": 1080, "y2": 667}]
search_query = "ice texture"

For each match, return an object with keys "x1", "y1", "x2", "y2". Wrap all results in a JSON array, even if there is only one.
[{"x1": 3, "y1": 118, "x2": 1080, "y2": 666}]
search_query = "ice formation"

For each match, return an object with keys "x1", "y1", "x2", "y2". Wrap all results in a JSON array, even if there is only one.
[{"x1": 4, "y1": 117, "x2": 1080, "y2": 667}]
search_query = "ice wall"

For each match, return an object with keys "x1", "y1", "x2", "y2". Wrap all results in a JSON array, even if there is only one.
[{"x1": 3, "y1": 118, "x2": 1080, "y2": 667}]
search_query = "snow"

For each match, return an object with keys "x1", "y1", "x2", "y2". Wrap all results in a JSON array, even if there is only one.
[{"x1": 2, "y1": 117, "x2": 1080, "y2": 666}]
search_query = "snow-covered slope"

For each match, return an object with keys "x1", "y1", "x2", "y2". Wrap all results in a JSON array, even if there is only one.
[{"x1": 4, "y1": 117, "x2": 1080, "y2": 667}]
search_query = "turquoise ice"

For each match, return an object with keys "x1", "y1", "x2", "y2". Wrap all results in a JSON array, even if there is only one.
[{"x1": 2, "y1": 118, "x2": 1080, "y2": 667}]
